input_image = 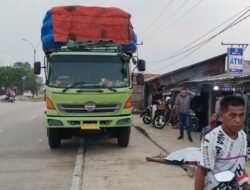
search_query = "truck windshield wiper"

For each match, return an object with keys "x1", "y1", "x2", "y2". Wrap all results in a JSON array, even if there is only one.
[
  {"x1": 76, "y1": 89, "x2": 104, "y2": 93},
  {"x1": 62, "y1": 82, "x2": 85, "y2": 93},
  {"x1": 107, "y1": 87, "x2": 117, "y2": 92}
]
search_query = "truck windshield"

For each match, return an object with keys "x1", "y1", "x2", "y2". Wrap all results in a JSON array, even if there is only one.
[{"x1": 48, "y1": 55, "x2": 130, "y2": 88}]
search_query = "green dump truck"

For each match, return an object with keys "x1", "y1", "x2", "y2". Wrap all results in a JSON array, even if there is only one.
[{"x1": 35, "y1": 5, "x2": 145, "y2": 149}]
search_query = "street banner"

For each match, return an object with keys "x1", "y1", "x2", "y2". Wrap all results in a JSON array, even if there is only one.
[{"x1": 227, "y1": 47, "x2": 243, "y2": 75}]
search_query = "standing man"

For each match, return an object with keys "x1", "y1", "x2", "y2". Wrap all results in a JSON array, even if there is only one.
[
  {"x1": 195, "y1": 96, "x2": 249, "y2": 190},
  {"x1": 174, "y1": 87, "x2": 195, "y2": 142}
]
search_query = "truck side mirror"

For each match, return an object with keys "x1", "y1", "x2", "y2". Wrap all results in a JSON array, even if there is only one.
[
  {"x1": 34, "y1": 61, "x2": 41, "y2": 75},
  {"x1": 136, "y1": 73, "x2": 144, "y2": 85},
  {"x1": 137, "y1": 59, "x2": 146, "y2": 71}
]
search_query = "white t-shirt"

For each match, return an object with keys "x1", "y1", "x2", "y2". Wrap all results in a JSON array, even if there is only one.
[{"x1": 199, "y1": 126, "x2": 248, "y2": 190}]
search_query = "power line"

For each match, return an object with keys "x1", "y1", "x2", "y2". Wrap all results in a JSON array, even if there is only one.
[
  {"x1": 173, "y1": 7, "x2": 249, "y2": 55},
  {"x1": 143, "y1": 0, "x2": 190, "y2": 39},
  {"x1": 148, "y1": 7, "x2": 249, "y2": 63},
  {"x1": 149, "y1": 7, "x2": 249, "y2": 63},
  {"x1": 141, "y1": 0, "x2": 174, "y2": 36},
  {"x1": 157, "y1": 14, "x2": 250, "y2": 70},
  {"x1": 144, "y1": 0, "x2": 204, "y2": 41},
  {"x1": 153, "y1": 13, "x2": 250, "y2": 72}
]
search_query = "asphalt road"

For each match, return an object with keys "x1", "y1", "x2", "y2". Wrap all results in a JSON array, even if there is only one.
[{"x1": 0, "y1": 101, "x2": 193, "y2": 190}]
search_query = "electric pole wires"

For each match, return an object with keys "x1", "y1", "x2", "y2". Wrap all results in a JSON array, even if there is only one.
[
  {"x1": 148, "y1": 6, "x2": 250, "y2": 69},
  {"x1": 150, "y1": 12, "x2": 250, "y2": 73},
  {"x1": 144, "y1": 0, "x2": 204, "y2": 41},
  {"x1": 141, "y1": 0, "x2": 190, "y2": 38},
  {"x1": 141, "y1": 0, "x2": 174, "y2": 36}
]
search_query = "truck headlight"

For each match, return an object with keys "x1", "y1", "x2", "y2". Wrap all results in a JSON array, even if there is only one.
[
  {"x1": 116, "y1": 118, "x2": 130, "y2": 125},
  {"x1": 48, "y1": 119, "x2": 63, "y2": 126}
]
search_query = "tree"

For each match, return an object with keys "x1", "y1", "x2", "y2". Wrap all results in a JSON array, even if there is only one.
[
  {"x1": 13, "y1": 62, "x2": 32, "y2": 70},
  {"x1": 0, "y1": 62, "x2": 43, "y2": 95}
]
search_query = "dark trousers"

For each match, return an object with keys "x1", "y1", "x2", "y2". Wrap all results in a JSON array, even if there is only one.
[{"x1": 179, "y1": 112, "x2": 192, "y2": 139}]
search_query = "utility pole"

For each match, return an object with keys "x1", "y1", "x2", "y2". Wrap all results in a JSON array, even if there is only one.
[
  {"x1": 136, "y1": 41, "x2": 143, "y2": 62},
  {"x1": 22, "y1": 38, "x2": 41, "y2": 63}
]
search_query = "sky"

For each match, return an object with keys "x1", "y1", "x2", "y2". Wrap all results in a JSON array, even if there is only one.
[{"x1": 0, "y1": 0, "x2": 249, "y2": 78}]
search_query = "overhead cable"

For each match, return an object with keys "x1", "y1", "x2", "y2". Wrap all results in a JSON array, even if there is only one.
[
  {"x1": 153, "y1": 13, "x2": 250, "y2": 72},
  {"x1": 143, "y1": 0, "x2": 190, "y2": 38},
  {"x1": 141, "y1": 0, "x2": 174, "y2": 36},
  {"x1": 144, "y1": 0, "x2": 204, "y2": 41},
  {"x1": 148, "y1": 7, "x2": 249, "y2": 64}
]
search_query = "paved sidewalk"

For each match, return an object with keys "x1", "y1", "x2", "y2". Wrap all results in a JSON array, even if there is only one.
[
  {"x1": 132, "y1": 114, "x2": 200, "y2": 153},
  {"x1": 132, "y1": 114, "x2": 250, "y2": 177}
]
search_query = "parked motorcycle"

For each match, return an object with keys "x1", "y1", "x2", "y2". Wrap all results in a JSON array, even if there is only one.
[
  {"x1": 155, "y1": 109, "x2": 198, "y2": 130},
  {"x1": 189, "y1": 110, "x2": 199, "y2": 131},
  {"x1": 140, "y1": 106, "x2": 152, "y2": 124},
  {"x1": 140, "y1": 104, "x2": 158, "y2": 125},
  {"x1": 166, "y1": 108, "x2": 179, "y2": 127},
  {"x1": 152, "y1": 104, "x2": 171, "y2": 129}
]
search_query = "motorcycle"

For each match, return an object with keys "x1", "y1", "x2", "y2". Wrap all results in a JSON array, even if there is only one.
[
  {"x1": 214, "y1": 171, "x2": 241, "y2": 189},
  {"x1": 189, "y1": 110, "x2": 199, "y2": 131},
  {"x1": 166, "y1": 107, "x2": 179, "y2": 127},
  {"x1": 0, "y1": 95, "x2": 15, "y2": 103},
  {"x1": 152, "y1": 104, "x2": 171, "y2": 129},
  {"x1": 140, "y1": 103, "x2": 159, "y2": 125},
  {"x1": 152, "y1": 97, "x2": 176, "y2": 129},
  {"x1": 140, "y1": 106, "x2": 152, "y2": 124},
  {"x1": 153, "y1": 108, "x2": 199, "y2": 130}
]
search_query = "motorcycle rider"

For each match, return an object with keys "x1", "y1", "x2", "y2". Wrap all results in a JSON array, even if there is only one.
[
  {"x1": 4, "y1": 88, "x2": 15, "y2": 102},
  {"x1": 6, "y1": 88, "x2": 12, "y2": 101}
]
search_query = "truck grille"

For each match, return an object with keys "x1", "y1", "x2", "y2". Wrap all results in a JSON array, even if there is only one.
[{"x1": 58, "y1": 103, "x2": 120, "y2": 114}]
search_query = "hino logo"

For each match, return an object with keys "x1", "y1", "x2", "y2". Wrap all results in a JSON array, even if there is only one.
[{"x1": 84, "y1": 102, "x2": 96, "y2": 112}]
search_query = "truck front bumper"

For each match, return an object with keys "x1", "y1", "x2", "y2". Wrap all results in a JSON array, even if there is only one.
[{"x1": 46, "y1": 115, "x2": 132, "y2": 128}]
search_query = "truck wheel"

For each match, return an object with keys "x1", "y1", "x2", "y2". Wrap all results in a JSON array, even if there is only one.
[
  {"x1": 47, "y1": 128, "x2": 61, "y2": 149},
  {"x1": 117, "y1": 127, "x2": 131, "y2": 147}
]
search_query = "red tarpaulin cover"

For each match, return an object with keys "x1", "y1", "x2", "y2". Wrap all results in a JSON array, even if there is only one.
[{"x1": 52, "y1": 6, "x2": 133, "y2": 44}]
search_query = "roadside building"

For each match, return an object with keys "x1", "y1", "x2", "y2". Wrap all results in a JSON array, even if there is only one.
[
  {"x1": 132, "y1": 73, "x2": 159, "y2": 113},
  {"x1": 143, "y1": 54, "x2": 226, "y2": 129},
  {"x1": 143, "y1": 53, "x2": 250, "y2": 133}
]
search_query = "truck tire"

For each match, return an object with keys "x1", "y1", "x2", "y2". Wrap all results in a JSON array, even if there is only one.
[
  {"x1": 117, "y1": 127, "x2": 131, "y2": 147},
  {"x1": 47, "y1": 128, "x2": 61, "y2": 149}
]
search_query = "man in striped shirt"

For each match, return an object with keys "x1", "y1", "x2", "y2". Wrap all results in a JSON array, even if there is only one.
[{"x1": 195, "y1": 96, "x2": 249, "y2": 190}]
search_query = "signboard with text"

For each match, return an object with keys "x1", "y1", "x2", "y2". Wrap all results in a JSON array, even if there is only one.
[
  {"x1": 227, "y1": 47, "x2": 243, "y2": 75},
  {"x1": 21, "y1": 76, "x2": 27, "y2": 81}
]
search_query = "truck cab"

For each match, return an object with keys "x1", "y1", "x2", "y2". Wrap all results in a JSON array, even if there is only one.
[{"x1": 35, "y1": 41, "x2": 145, "y2": 148}]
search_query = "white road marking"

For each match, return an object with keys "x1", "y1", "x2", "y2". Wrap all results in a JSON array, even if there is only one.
[
  {"x1": 70, "y1": 139, "x2": 85, "y2": 190},
  {"x1": 27, "y1": 115, "x2": 38, "y2": 120}
]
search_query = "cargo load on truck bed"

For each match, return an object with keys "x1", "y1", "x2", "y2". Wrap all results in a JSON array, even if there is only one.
[{"x1": 41, "y1": 5, "x2": 137, "y2": 53}]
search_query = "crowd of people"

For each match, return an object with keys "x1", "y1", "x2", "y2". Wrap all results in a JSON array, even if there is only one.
[{"x1": 146, "y1": 92, "x2": 249, "y2": 189}]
